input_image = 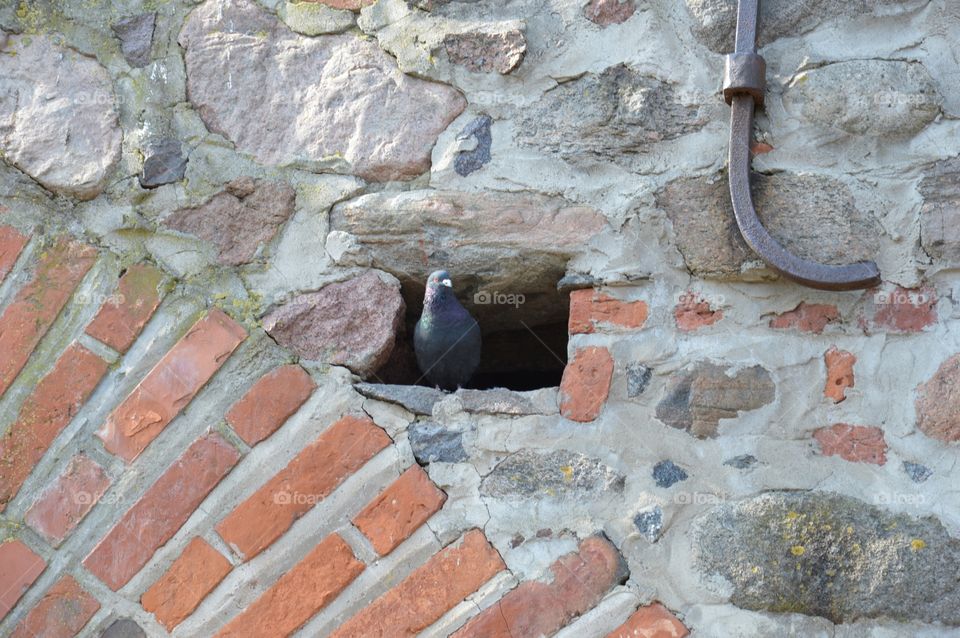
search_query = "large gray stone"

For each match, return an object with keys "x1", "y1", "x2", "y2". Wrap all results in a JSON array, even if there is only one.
[
  {"x1": 179, "y1": 0, "x2": 465, "y2": 181},
  {"x1": 656, "y1": 361, "x2": 775, "y2": 437},
  {"x1": 515, "y1": 65, "x2": 706, "y2": 167},
  {"x1": 919, "y1": 158, "x2": 960, "y2": 265},
  {"x1": 329, "y1": 190, "x2": 607, "y2": 331},
  {"x1": 263, "y1": 271, "x2": 405, "y2": 376},
  {"x1": 783, "y1": 60, "x2": 941, "y2": 136},
  {"x1": 657, "y1": 172, "x2": 881, "y2": 280},
  {"x1": 481, "y1": 449, "x2": 625, "y2": 499},
  {"x1": 0, "y1": 35, "x2": 121, "y2": 200},
  {"x1": 693, "y1": 491, "x2": 960, "y2": 625},
  {"x1": 163, "y1": 177, "x2": 296, "y2": 266},
  {"x1": 684, "y1": 0, "x2": 929, "y2": 52}
]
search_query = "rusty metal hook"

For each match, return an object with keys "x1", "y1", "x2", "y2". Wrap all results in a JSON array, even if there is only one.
[{"x1": 723, "y1": 0, "x2": 882, "y2": 291}]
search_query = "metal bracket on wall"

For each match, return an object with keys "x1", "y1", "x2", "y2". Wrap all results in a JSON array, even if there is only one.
[{"x1": 723, "y1": 0, "x2": 882, "y2": 291}]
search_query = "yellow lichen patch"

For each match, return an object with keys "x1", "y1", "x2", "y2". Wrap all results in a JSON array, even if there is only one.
[
  {"x1": 560, "y1": 465, "x2": 574, "y2": 482},
  {"x1": 790, "y1": 545, "x2": 806, "y2": 556},
  {"x1": 911, "y1": 539, "x2": 926, "y2": 551},
  {"x1": 786, "y1": 511, "x2": 799, "y2": 520}
]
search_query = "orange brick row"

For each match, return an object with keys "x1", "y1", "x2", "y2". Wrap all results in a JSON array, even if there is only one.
[{"x1": 216, "y1": 414, "x2": 391, "y2": 559}]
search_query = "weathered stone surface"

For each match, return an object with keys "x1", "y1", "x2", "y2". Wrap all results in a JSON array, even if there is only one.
[
  {"x1": 330, "y1": 190, "x2": 607, "y2": 332},
  {"x1": 783, "y1": 61, "x2": 941, "y2": 136},
  {"x1": 164, "y1": 178, "x2": 296, "y2": 266},
  {"x1": 693, "y1": 491, "x2": 960, "y2": 625},
  {"x1": 684, "y1": 0, "x2": 928, "y2": 52},
  {"x1": 458, "y1": 387, "x2": 559, "y2": 415},
  {"x1": 100, "y1": 618, "x2": 147, "y2": 638},
  {"x1": 659, "y1": 173, "x2": 880, "y2": 280},
  {"x1": 409, "y1": 421, "x2": 468, "y2": 464},
  {"x1": 627, "y1": 363, "x2": 652, "y2": 398},
  {"x1": 311, "y1": 0, "x2": 374, "y2": 9},
  {"x1": 653, "y1": 460, "x2": 688, "y2": 488},
  {"x1": 920, "y1": 158, "x2": 960, "y2": 264},
  {"x1": 481, "y1": 450, "x2": 625, "y2": 499},
  {"x1": 140, "y1": 139, "x2": 187, "y2": 189},
  {"x1": 0, "y1": 35, "x2": 121, "y2": 199},
  {"x1": 454, "y1": 114, "x2": 492, "y2": 177},
  {"x1": 516, "y1": 65, "x2": 705, "y2": 166},
  {"x1": 179, "y1": 0, "x2": 465, "y2": 181},
  {"x1": 813, "y1": 424, "x2": 887, "y2": 465},
  {"x1": 634, "y1": 506, "x2": 663, "y2": 542},
  {"x1": 263, "y1": 271, "x2": 405, "y2": 376},
  {"x1": 903, "y1": 461, "x2": 932, "y2": 483},
  {"x1": 355, "y1": 382, "x2": 444, "y2": 415},
  {"x1": 656, "y1": 362, "x2": 775, "y2": 438},
  {"x1": 112, "y1": 13, "x2": 156, "y2": 67},
  {"x1": 355, "y1": 382, "x2": 556, "y2": 417},
  {"x1": 100, "y1": 619, "x2": 146, "y2": 638},
  {"x1": 584, "y1": 0, "x2": 637, "y2": 26},
  {"x1": 280, "y1": 1, "x2": 356, "y2": 35},
  {"x1": 724, "y1": 454, "x2": 757, "y2": 469},
  {"x1": 443, "y1": 29, "x2": 526, "y2": 74},
  {"x1": 915, "y1": 353, "x2": 960, "y2": 442}
]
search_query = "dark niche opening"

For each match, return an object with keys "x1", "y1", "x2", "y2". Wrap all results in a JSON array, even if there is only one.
[{"x1": 371, "y1": 276, "x2": 569, "y2": 392}]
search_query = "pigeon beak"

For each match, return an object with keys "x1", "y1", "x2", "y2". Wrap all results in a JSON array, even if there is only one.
[{"x1": 441, "y1": 278, "x2": 453, "y2": 287}]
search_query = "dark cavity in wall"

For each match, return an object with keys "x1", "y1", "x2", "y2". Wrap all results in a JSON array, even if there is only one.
[{"x1": 373, "y1": 276, "x2": 569, "y2": 391}]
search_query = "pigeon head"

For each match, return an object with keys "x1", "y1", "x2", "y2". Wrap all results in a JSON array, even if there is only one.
[{"x1": 423, "y1": 270, "x2": 454, "y2": 307}]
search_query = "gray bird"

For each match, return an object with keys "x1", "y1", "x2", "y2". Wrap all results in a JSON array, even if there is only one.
[{"x1": 414, "y1": 270, "x2": 481, "y2": 390}]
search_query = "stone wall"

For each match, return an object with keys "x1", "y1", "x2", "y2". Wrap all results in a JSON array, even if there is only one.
[{"x1": 1, "y1": 0, "x2": 959, "y2": 636}]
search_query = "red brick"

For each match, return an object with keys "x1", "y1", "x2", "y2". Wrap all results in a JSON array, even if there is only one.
[
  {"x1": 85, "y1": 263, "x2": 165, "y2": 353},
  {"x1": 768, "y1": 302, "x2": 839, "y2": 334},
  {"x1": 353, "y1": 465, "x2": 447, "y2": 556},
  {"x1": 216, "y1": 534, "x2": 363, "y2": 638},
  {"x1": 332, "y1": 529, "x2": 505, "y2": 638},
  {"x1": 814, "y1": 424, "x2": 887, "y2": 465},
  {"x1": 0, "y1": 226, "x2": 28, "y2": 283},
  {"x1": 0, "y1": 238, "x2": 97, "y2": 398},
  {"x1": 11, "y1": 575, "x2": 99, "y2": 638},
  {"x1": 83, "y1": 432, "x2": 240, "y2": 591},
  {"x1": 0, "y1": 540, "x2": 45, "y2": 621},
  {"x1": 225, "y1": 364, "x2": 315, "y2": 446},
  {"x1": 607, "y1": 602, "x2": 689, "y2": 638},
  {"x1": 824, "y1": 346, "x2": 855, "y2": 404},
  {"x1": 862, "y1": 285, "x2": 937, "y2": 333},
  {"x1": 142, "y1": 537, "x2": 232, "y2": 631},
  {"x1": 559, "y1": 346, "x2": 614, "y2": 422},
  {"x1": 96, "y1": 309, "x2": 246, "y2": 462},
  {"x1": 24, "y1": 454, "x2": 111, "y2": 547},
  {"x1": 674, "y1": 292, "x2": 723, "y2": 332},
  {"x1": 454, "y1": 536, "x2": 624, "y2": 638},
  {"x1": 569, "y1": 290, "x2": 648, "y2": 334},
  {"x1": 216, "y1": 415, "x2": 390, "y2": 560},
  {"x1": 0, "y1": 342, "x2": 109, "y2": 512}
]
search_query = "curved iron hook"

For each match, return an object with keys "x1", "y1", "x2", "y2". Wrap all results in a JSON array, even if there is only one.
[{"x1": 724, "y1": 0, "x2": 881, "y2": 291}]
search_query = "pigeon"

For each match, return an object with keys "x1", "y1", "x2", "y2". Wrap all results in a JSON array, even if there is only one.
[{"x1": 414, "y1": 270, "x2": 482, "y2": 390}]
